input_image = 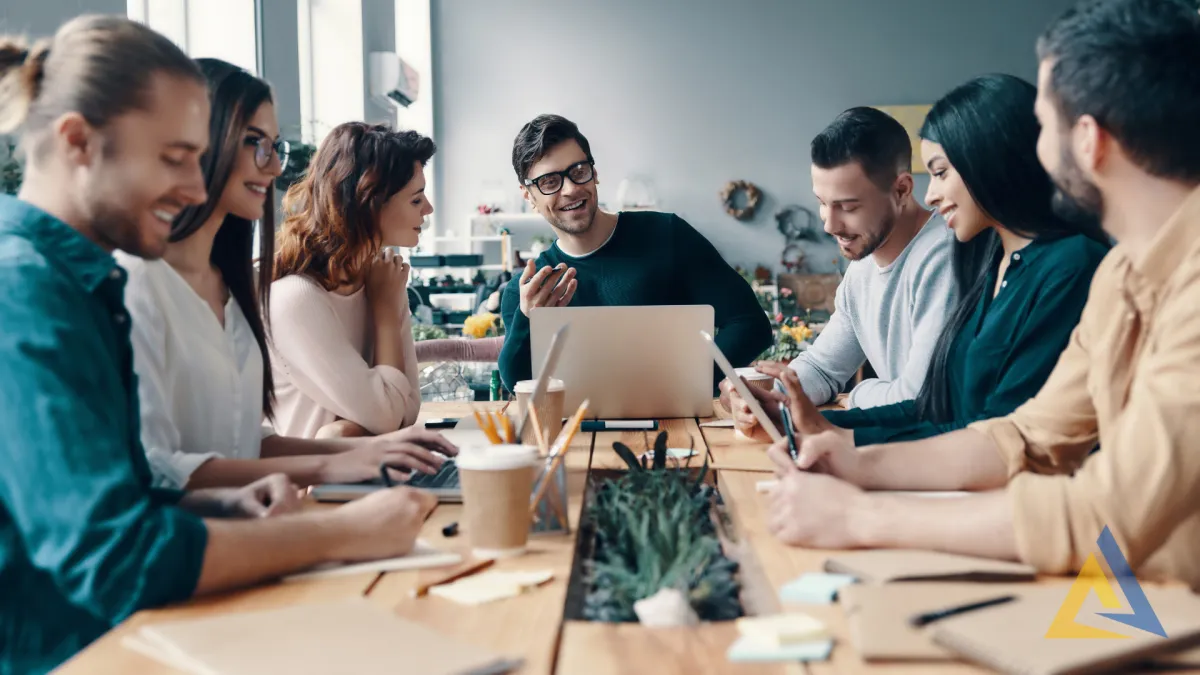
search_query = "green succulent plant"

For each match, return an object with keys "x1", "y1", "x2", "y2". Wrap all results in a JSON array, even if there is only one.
[{"x1": 581, "y1": 431, "x2": 742, "y2": 623}]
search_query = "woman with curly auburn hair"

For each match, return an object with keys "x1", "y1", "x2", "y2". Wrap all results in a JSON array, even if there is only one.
[{"x1": 270, "y1": 122, "x2": 437, "y2": 439}]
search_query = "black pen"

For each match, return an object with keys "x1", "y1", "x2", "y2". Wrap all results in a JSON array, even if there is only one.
[
  {"x1": 908, "y1": 595, "x2": 1017, "y2": 627},
  {"x1": 778, "y1": 402, "x2": 799, "y2": 460}
]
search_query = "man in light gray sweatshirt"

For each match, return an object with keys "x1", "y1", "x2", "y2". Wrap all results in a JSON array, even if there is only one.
[
  {"x1": 724, "y1": 107, "x2": 956, "y2": 414},
  {"x1": 795, "y1": 107, "x2": 956, "y2": 409}
]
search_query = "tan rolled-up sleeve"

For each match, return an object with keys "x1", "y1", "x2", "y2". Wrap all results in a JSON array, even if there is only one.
[{"x1": 1006, "y1": 272, "x2": 1200, "y2": 577}]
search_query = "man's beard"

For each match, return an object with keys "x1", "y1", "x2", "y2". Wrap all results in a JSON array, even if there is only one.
[
  {"x1": 1049, "y1": 146, "x2": 1104, "y2": 226},
  {"x1": 92, "y1": 196, "x2": 167, "y2": 259},
  {"x1": 839, "y1": 211, "x2": 894, "y2": 261},
  {"x1": 549, "y1": 199, "x2": 597, "y2": 235}
]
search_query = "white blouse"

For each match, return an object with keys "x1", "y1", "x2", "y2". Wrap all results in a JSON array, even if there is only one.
[{"x1": 117, "y1": 253, "x2": 271, "y2": 489}]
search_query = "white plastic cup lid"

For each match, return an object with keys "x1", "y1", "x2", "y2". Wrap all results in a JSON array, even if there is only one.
[
  {"x1": 736, "y1": 367, "x2": 772, "y2": 380},
  {"x1": 455, "y1": 444, "x2": 539, "y2": 471},
  {"x1": 514, "y1": 378, "x2": 565, "y2": 394}
]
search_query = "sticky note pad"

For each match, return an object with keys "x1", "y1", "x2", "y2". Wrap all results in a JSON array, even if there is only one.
[
  {"x1": 779, "y1": 573, "x2": 858, "y2": 604},
  {"x1": 735, "y1": 613, "x2": 828, "y2": 647},
  {"x1": 726, "y1": 636, "x2": 834, "y2": 663},
  {"x1": 429, "y1": 570, "x2": 554, "y2": 606}
]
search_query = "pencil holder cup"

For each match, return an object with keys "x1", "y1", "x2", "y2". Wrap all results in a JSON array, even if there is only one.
[{"x1": 530, "y1": 455, "x2": 570, "y2": 534}]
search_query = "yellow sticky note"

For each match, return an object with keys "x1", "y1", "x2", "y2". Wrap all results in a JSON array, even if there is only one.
[
  {"x1": 736, "y1": 613, "x2": 828, "y2": 648},
  {"x1": 429, "y1": 570, "x2": 554, "y2": 606}
]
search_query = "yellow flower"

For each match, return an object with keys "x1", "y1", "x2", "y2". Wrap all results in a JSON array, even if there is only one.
[
  {"x1": 782, "y1": 323, "x2": 813, "y2": 343},
  {"x1": 462, "y1": 312, "x2": 500, "y2": 339}
]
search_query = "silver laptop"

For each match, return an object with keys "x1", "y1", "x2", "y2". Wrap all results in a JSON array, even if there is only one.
[{"x1": 529, "y1": 305, "x2": 715, "y2": 419}]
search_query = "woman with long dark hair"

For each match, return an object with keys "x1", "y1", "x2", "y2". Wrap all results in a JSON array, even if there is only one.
[
  {"x1": 119, "y1": 59, "x2": 454, "y2": 489},
  {"x1": 730, "y1": 74, "x2": 1110, "y2": 445}
]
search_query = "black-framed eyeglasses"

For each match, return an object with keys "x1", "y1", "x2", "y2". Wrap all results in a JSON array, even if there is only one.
[
  {"x1": 523, "y1": 160, "x2": 595, "y2": 196},
  {"x1": 251, "y1": 136, "x2": 290, "y2": 171}
]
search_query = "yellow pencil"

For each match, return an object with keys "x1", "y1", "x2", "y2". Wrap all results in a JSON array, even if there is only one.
[
  {"x1": 473, "y1": 408, "x2": 503, "y2": 444},
  {"x1": 497, "y1": 412, "x2": 514, "y2": 444}
]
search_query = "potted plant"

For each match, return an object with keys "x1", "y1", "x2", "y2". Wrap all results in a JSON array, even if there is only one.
[
  {"x1": 575, "y1": 432, "x2": 743, "y2": 624},
  {"x1": 759, "y1": 313, "x2": 815, "y2": 363},
  {"x1": 1, "y1": 140, "x2": 23, "y2": 195},
  {"x1": 274, "y1": 140, "x2": 317, "y2": 193}
]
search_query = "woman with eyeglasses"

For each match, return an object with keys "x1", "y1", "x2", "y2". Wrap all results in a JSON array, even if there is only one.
[
  {"x1": 119, "y1": 60, "x2": 455, "y2": 490},
  {"x1": 269, "y1": 122, "x2": 437, "y2": 440}
]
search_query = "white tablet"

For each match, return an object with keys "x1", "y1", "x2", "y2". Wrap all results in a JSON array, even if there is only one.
[{"x1": 700, "y1": 330, "x2": 785, "y2": 443}]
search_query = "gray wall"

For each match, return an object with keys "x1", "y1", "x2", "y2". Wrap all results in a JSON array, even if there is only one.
[
  {"x1": 362, "y1": 0, "x2": 397, "y2": 126},
  {"x1": 0, "y1": 0, "x2": 127, "y2": 168},
  {"x1": 431, "y1": 0, "x2": 1077, "y2": 273},
  {"x1": 0, "y1": 0, "x2": 125, "y2": 37},
  {"x1": 260, "y1": 1, "x2": 302, "y2": 141}
]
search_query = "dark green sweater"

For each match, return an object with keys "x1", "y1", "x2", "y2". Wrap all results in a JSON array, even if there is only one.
[
  {"x1": 498, "y1": 211, "x2": 772, "y2": 393},
  {"x1": 823, "y1": 233, "x2": 1109, "y2": 445}
]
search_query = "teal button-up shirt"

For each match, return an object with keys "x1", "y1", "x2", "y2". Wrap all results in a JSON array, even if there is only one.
[
  {"x1": 0, "y1": 196, "x2": 207, "y2": 675},
  {"x1": 824, "y1": 233, "x2": 1110, "y2": 445}
]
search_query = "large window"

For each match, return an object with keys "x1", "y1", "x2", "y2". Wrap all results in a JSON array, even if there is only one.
[{"x1": 128, "y1": 0, "x2": 258, "y2": 74}]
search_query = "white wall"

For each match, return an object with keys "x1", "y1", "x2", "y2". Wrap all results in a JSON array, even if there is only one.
[
  {"x1": 185, "y1": 0, "x2": 257, "y2": 74},
  {"x1": 430, "y1": 0, "x2": 1080, "y2": 274}
]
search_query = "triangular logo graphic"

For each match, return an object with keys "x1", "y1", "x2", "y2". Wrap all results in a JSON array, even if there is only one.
[
  {"x1": 1093, "y1": 526, "x2": 1167, "y2": 638},
  {"x1": 1045, "y1": 553, "x2": 1129, "y2": 639},
  {"x1": 1045, "y1": 526, "x2": 1168, "y2": 639}
]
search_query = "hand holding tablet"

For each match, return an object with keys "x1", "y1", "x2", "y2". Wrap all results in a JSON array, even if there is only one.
[{"x1": 700, "y1": 331, "x2": 785, "y2": 443}]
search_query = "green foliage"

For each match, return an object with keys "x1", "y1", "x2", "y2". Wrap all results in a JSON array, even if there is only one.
[
  {"x1": 1, "y1": 140, "x2": 23, "y2": 196},
  {"x1": 758, "y1": 326, "x2": 807, "y2": 362},
  {"x1": 411, "y1": 323, "x2": 449, "y2": 342},
  {"x1": 275, "y1": 141, "x2": 317, "y2": 193},
  {"x1": 582, "y1": 432, "x2": 741, "y2": 623}
]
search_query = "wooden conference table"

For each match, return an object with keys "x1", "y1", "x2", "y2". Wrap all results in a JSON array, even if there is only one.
[{"x1": 59, "y1": 401, "x2": 1200, "y2": 675}]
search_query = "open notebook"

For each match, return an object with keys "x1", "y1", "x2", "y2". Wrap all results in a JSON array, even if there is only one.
[
  {"x1": 839, "y1": 582, "x2": 1039, "y2": 660},
  {"x1": 928, "y1": 584, "x2": 1200, "y2": 675},
  {"x1": 123, "y1": 599, "x2": 521, "y2": 675},
  {"x1": 823, "y1": 549, "x2": 1038, "y2": 583}
]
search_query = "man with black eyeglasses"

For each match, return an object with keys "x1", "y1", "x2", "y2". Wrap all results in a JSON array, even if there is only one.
[{"x1": 496, "y1": 113, "x2": 772, "y2": 393}]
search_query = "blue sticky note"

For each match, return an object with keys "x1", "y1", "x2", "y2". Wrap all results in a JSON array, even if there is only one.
[
  {"x1": 726, "y1": 636, "x2": 834, "y2": 663},
  {"x1": 779, "y1": 573, "x2": 858, "y2": 604}
]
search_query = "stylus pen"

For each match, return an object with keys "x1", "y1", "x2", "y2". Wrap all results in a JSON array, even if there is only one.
[
  {"x1": 778, "y1": 402, "x2": 799, "y2": 460},
  {"x1": 908, "y1": 595, "x2": 1017, "y2": 627}
]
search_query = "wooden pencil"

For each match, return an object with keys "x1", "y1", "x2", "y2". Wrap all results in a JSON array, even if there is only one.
[{"x1": 411, "y1": 558, "x2": 496, "y2": 598}]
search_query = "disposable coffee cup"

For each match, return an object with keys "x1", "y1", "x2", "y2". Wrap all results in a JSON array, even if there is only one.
[
  {"x1": 514, "y1": 378, "x2": 565, "y2": 448},
  {"x1": 737, "y1": 367, "x2": 775, "y2": 392},
  {"x1": 456, "y1": 444, "x2": 539, "y2": 559}
]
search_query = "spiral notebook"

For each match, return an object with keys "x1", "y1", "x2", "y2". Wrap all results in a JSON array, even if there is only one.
[
  {"x1": 928, "y1": 584, "x2": 1200, "y2": 675},
  {"x1": 839, "y1": 581, "x2": 1036, "y2": 660}
]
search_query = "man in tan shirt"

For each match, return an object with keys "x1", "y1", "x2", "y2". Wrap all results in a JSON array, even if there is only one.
[{"x1": 758, "y1": 0, "x2": 1200, "y2": 591}]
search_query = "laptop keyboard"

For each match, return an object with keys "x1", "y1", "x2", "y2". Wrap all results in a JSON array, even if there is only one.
[{"x1": 405, "y1": 460, "x2": 460, "y2": 489}]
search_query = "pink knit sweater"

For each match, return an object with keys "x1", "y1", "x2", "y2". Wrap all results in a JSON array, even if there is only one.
[{"x1": 267, "y1": 275, "x2": 421, "y2": 438}]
